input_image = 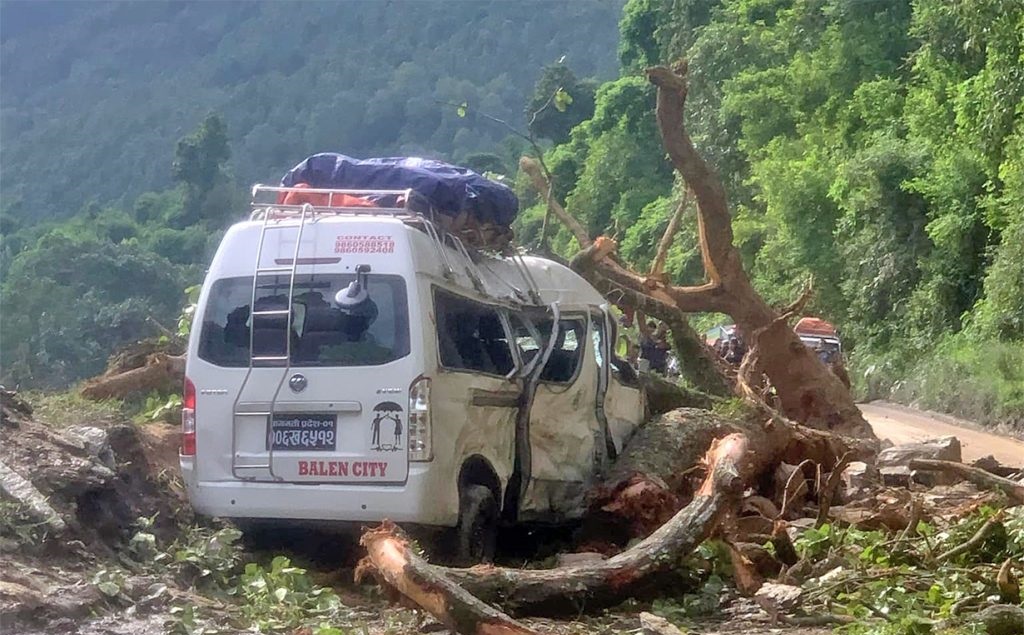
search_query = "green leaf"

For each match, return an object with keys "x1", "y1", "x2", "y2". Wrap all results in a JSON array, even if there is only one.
[
  {"x1": 273, "y1": 587, "x2": 288, "y2": 602},
  {"x1": 97, "y1": 581, "x2": 121, "y2": 597},
  {"x1": 456, "y1": 102, "x2": 468, "y2": 118},
  {"x1": 553, "y1": 88, "x2": 573, "y2": 112}
]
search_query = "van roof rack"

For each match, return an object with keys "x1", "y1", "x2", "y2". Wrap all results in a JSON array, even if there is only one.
[
  {"x1": 248, "y1": 184, "x2": 543, "y2": 305},
  {"x1": 250, "y1": 184, "x2": 429, "y2": 218}
]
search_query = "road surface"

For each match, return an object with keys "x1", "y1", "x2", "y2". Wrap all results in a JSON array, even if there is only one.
[{"x1": 859, "y1": 402, "x2": 1024, "y2": 466}]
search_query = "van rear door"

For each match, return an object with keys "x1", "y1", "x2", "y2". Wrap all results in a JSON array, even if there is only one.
[{"x1": 194, "y1": 270, "x2": 414, "y2": 484}]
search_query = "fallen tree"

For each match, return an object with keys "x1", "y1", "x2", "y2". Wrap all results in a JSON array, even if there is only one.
[
  {"x1": 524, "y1": 60, "x2": 874, "y2": 438},
  {"x1": 78, "y1": 337, "x2": 185, "y2": 401},
  {"x1": 79, "y1": 352, "x2": 184, "y2": 401},
  {"x1": 358, "y1": 434, "x2": 749, "y2": 627},
  {"x1": 354, "y1": 58, "x2": 886, "y2": 629}
]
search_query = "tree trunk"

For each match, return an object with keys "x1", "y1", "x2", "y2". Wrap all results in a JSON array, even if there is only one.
[
  {"x1": 360, "y1": 434, "x2": 749, "y2": 619},
  {"x1": 356, "y1": 524, "x2": 538, "y2": 635},
  {"x1": 643, "y1": 62, "x2": 873, "y2": 438},
  {"x1": 357, "y1": 411, "x2": 876, "y2": 621},
  {"x1": 79, "y1": 353, "x2": 185, "y2": 401}
]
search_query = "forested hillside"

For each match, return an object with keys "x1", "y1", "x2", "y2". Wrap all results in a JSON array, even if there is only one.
[
  {"x1": 0, "y1": 0, "x2": 623, "y2": 218},
  {"x1": 0, "y1": 0, "x2": 622, "y2": 387},
  {"x1": 520, "y1": 0, "x2": 1023, "y2": 427}
]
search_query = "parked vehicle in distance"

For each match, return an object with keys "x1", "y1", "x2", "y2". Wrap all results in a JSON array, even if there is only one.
[
  {"x1": 794, "y1": 316, "x2": 842, "y2": 361},
  {"x1": 180, "y1": 183, "x2": 645, "y2": 562}
]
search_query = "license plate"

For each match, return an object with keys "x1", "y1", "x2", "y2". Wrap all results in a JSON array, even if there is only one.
[{"x1": 267, "y1": 414, "x2": 337, "y2": 451}]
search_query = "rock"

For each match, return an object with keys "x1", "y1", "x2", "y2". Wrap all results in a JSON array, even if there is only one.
[
  {"x1": 830, "y1": 489, "x2": 914, "y2": 531},
  {"x1": 877, "y1": 436, "x2": 962, "y2": 468},
  {"x1": 973, "y1": 455, "x2": 1022, "y2": 477},
  {"x1": 972, "y1": 604, "x2": 1024, "y2": 635},
  {"x1": 64, "y1": 426, "x2": 116, "y2": 470},
  {"x1": 556, "y1": 552, "x2": 606, "y2": 568},
  {"x1": 880, "y1": 465, "x2": 913, "y2": 488},
  {"x1": 754, "y1": 582, "x2": 803, "y2": 623},
  {"x1": 840, "y1": 461, "x2": 880, "y2": 502},
  {"x1": 876, "y1": 437, "x2": 961, "y2": 486},
  {"x1": 0, "y1": 389, "x2": 33, "y2": 428},
  {"x1": 640, "y1": 611, "x2": 686, "y2": 635},
  {"x1": 0, "y1": 460, "x2": 67, "y2": 534}
]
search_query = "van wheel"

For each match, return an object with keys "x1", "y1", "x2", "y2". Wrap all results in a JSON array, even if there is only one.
[{"x1": 456, "y1": 484, "x2": 498, "y2": 565}]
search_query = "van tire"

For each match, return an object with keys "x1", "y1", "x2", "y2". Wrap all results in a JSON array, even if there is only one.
[{"x1": 455, "y1": 484, "x2": 498, "y2": 565}]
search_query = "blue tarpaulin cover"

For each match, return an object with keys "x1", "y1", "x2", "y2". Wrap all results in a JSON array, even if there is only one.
[{"x1": 281, "y1": 154, "x2": 519, "y2": 226}]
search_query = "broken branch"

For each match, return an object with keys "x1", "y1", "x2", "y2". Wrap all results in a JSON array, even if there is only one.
[
  {"x1": 362, "y1": 434, "x2": 748, "y2": 615},
  {"x1": 649, "y1": 195, "x2": 688, "y2": 279},
  {"x1": 519, "y1": 156, "x2": 590, "y2": 249},
  {"x1": 356, "y1": 522, "x2": 538, "y2": 635},
  {"x1": 910, "y1": 459, "x2": 1024, "y2": 505}
]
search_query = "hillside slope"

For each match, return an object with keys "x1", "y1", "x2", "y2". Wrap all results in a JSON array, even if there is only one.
[{"x1": 0, "y1": 0, "x2": 623, "y2": 218}]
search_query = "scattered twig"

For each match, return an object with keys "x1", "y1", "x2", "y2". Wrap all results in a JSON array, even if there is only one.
[
  {"x1": 815, "y1": 452, "x2": 852, "y2": 527},
  {"x1": 899, "y1": 497, "x2": 922, "y2": 541},
  {"x1": 936, "y1": 512, "x2": 1004, "y2": 563},
  {"x1": 780, "y1": 614, "x2": 856, "y2": 626},
  {"x1": 778, "y1": 459, "x2": 813, "y2": 520}
]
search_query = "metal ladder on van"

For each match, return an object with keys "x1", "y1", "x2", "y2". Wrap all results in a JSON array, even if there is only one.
[{"x1": 230, "y1": 204, "x2": 312, "y2": 481}]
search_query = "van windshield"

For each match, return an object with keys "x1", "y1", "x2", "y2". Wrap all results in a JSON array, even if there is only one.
[{"x1": 197, "y1": 273, "x2": 410, "y2": 367}]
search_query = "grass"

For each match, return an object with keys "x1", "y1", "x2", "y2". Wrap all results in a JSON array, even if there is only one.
[
  {"x1": 21, "y1": 389, "x2": 128, "y2": 427},
  {"x1": 851, "y1": 334, "x2": 1024, "y2": 434}
]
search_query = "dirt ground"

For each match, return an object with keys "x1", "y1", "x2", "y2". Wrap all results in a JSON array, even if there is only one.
[{"x1": 861, "y1": 401, "x2": 1024, "y2": 465}]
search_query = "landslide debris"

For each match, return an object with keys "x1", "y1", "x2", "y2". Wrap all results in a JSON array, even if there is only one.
[{"x1": 0, "y1": 388, "x2": 188, "y2": 630}]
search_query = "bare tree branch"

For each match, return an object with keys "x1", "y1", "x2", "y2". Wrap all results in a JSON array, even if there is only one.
[
  {"x1": 649, "y1": 193, "x2": 689, "y2": 279},
  {"x1": 520, "y1": 156, "x2": 591, "y2": 249}
]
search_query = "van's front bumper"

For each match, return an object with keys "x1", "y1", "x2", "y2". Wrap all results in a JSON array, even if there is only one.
[{"x1": 179, "y1": 455, "x2": 455, "y2": 526}]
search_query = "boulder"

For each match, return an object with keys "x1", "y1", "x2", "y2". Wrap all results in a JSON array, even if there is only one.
[
  {"x1": 839, "y1": 461, "x2": 880, "y2": 502},
  {"x1": 877, "y1": 436, "x2": 962, "y2": 468}
]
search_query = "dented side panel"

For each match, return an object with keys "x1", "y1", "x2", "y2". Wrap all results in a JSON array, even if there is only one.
[
  {"x1": 520, "y1": 313, "x2": 603, "y2": 520},
  {"x1": 605, "y1": 378, "x2": 645, "y2": 455},
  {"x1": 413, "y1": 275, "x2": 518, "y2": 525}
]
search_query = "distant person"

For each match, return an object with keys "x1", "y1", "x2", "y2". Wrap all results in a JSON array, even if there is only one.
[
  {"x1": 639, "y1": 320, "x2": 670, "y2": 374},
  {"x1": 724, "y1": 339, "x2": 743, "y2": 365}
]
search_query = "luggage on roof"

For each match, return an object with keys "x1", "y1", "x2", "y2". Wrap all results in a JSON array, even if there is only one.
[
  {"x1": 794, "y1": 317, "x2": 838, "y2": 337},
  {"x1": 281, "y1": 153, "x2": 519, "y2": 227}
]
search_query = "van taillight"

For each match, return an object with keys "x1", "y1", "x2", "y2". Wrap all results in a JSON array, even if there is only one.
[
  {"x1": 181, "y1": 377, "x2": 196, "y2": 456},
  {"x1": 408, "y1": 376, "x2": 432, "y2": 462}
]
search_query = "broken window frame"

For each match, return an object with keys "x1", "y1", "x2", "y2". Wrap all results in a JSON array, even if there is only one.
[{"x1": 432, "y1": 286, "x2": 518, "y2": 379}]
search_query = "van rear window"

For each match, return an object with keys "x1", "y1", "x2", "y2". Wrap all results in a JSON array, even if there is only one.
[{"x1": 197, "y1": 274, "x2": 409, "y2": 367}]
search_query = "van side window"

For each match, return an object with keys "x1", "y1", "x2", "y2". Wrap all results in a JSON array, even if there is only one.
[
  {"x1": 539, "y1": 319, "x2": 586, "y2": 383},
  {"x1": 434, "y1": 289, "x2": 514, "y2": 376},
  {"x1": 507, "y1": 316, "x2": 587, "y2": 383}
]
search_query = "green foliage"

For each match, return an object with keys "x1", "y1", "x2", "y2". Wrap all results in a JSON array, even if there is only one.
[
  {"x1": 0, "y1": 230, "x2": 186, "y2": 387},
  {"x1": 532, "y1": 0, "x2": 1024, "y2": 427},
  {"x1": 0, "y1": 499, "x2": 50, "y2": 546},
  {"x1": 238, "y1": 556, "x2": 345, "y2": 633},
  {"x1": 526, "y1": 63, "x2": 598, "y2": 143},
  {"x1": 766, "y1": 508, "x2": 1024, "y2": 633},
  {"x1": 887, "y1": 334, "x2": 1024, "y2": 429},
  {"x1": 139, "y1": 392, "x2": 183, "y2": 423},
  {"x1": 22, "y1": 390, "x2": 126, "y2": 427},
  {"x1": 169, "y1": 525, "x2": 245, "y2": 591},
  {"x1": 0, "y1": 2, "x2": 625, "y2": 219}
]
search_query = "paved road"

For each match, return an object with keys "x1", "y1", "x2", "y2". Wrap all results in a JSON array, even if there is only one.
[{"x1": 859, "y1": 402, "x2": 1024, "y2": 467}]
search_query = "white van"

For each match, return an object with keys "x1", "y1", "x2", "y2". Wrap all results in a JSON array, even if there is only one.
[{"x1": 180, "y1": 185, "x2": 645, "y2": 561}]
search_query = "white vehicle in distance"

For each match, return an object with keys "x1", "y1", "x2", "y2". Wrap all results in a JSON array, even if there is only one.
[{"x1": 180, "y1": 185, "x2": 645, "y2": 562}]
